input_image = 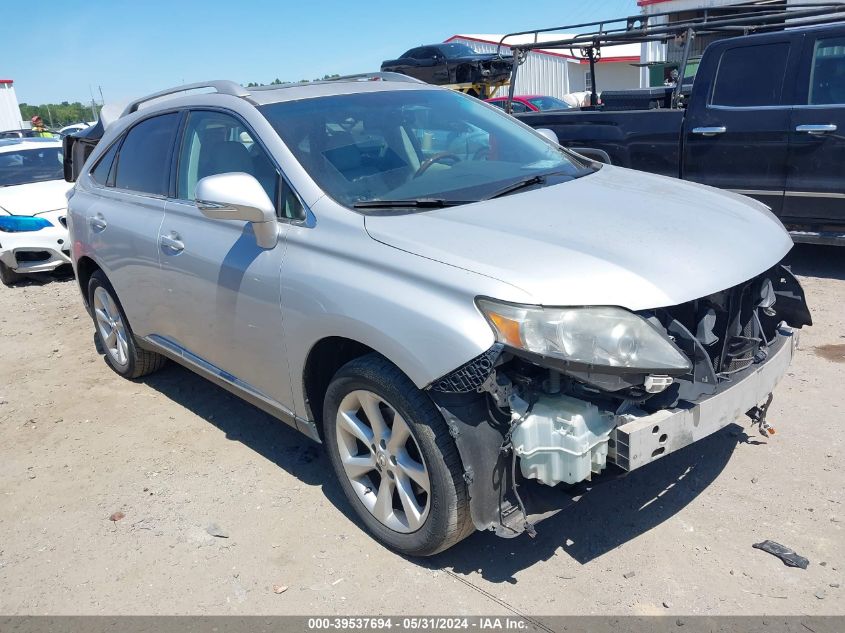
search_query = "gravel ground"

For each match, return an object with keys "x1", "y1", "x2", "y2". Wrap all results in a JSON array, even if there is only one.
[{"x1": 0, "y1": 244, "x2": 842, "y2": 616}]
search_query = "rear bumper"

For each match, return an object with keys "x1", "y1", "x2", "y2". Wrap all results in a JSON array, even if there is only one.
[
  {"x1": 790, "y1": 230, "x2": 845, "y2": 247},
  {"x1": 609, "y1": 327, "x2": 796, "y2": 472}
]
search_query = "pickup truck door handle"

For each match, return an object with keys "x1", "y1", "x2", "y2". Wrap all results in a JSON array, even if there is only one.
[
  {"x1": 88, "y1": 214, "x2": 107, "y2": 232},
  {"x1": 159, "y1": 232, "x2": 185, "y2": 255},
  {"x1": 796, "y1": 124, "x2": 837, "y2": 135},
  {"x1": 691, "y1": 126, "x2": 727, "y2": 136}
]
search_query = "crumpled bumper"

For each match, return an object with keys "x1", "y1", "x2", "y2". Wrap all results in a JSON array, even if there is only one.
[
  {"x1": 0, "y1": 210, "x2": 70, "y2": 274},
  {"x1": 609, "y1": 326, "x2": 797, "y2": 472}
]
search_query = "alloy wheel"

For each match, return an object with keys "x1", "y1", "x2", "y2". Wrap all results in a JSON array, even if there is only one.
[
  {"x1": 93, "y1": 286, "x2": 129, "y2": 368},
  {"x1": 335, "y1": 389, "x2": 431, "y2": 533}
]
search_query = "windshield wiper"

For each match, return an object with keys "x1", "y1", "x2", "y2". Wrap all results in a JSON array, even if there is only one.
[
  {"x1": 353, "y1": 198, "x2": 468, "y2": 209},
  {"x1": 484, "y1": 175, "x2": 546, "y2": 200}
]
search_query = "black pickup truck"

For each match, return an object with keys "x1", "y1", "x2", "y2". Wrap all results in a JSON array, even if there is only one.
[{"x1": 516, "y1": 24, "x2": 845, "y2": 245}]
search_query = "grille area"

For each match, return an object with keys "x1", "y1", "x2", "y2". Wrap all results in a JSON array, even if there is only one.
[{"x1": 659, "y1": 273, "x2": 778, "y2": 381}]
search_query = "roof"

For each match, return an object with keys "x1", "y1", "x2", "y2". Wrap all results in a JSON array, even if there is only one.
[
  {"x1": 0, "y1": 79, "x2": 12, "y2": 85},
  {"x1": 0, "y1": 138, "x2": 62, "y2": 152},
  {"x1": 445, "y1": 34, "x2": 640, "y2": 63}
]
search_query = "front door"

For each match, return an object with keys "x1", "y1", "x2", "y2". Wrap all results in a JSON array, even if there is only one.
[
  {"x1": 682, "y1": 38, "x2": 798, "y2": 215},
  {"x1": 156, "y1": 109, "x2": 296, "y2": 410},
  {"x1": 783, "y1": 31, "x2": 845, "y2": 226}
]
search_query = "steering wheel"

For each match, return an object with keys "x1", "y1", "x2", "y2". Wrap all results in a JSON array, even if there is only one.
[{"x1": 413, "y1": 152, "x2": 462, "y2": 179}]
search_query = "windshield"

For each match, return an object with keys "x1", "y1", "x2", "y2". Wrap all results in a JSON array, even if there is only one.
[
  {"x1": 527, "y1": 96, "x2": 572, "y2": 111},
  {"x1": 0, "y1": 146, "x2": 63, "y2": 187},
  {"x1": 259, "y1": 90, "x2": 592, "y2": 208},
  {"x1": 439, "y1": 43, "x2": 477, "y2": 59}
]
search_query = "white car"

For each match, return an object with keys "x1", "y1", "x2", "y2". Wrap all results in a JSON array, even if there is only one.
[
  {"x1": 0, "y1": 138, "x2": 72, "y2": 285},
  {"x1": 58, "y1": 122, "x2": 95, "y2": 137}
]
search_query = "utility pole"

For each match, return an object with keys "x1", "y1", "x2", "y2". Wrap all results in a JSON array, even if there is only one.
[{"x1": 88, "y1": 85, "x2": 97, "y2": 120}]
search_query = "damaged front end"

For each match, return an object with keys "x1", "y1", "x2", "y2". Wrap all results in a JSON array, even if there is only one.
[
  {"x1": 449, "y1": 56, "x2": 515, "y2": 85},
  {"x1": 427, "y1": 265, "x2": 811, "y2": 537}
]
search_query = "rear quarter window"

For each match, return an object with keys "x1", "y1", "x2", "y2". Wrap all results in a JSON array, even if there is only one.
[
  {"x1": 711, "y1": 42, "x2": 791, "y2": 107},
  {"x1": 113, "y1": 112, "x2": 180, "y2": 196}
]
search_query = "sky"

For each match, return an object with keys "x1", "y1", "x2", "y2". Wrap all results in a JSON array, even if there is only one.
[{"x1": 1, "y1": 0, "x2": 637, "y2": 106}]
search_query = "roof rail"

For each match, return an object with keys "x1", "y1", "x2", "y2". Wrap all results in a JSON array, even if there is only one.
[{"x1": 120, "y1": 80, "x2": 250, "y2": 117}]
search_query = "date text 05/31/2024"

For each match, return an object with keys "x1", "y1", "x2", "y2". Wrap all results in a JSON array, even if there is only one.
[{"x1": 306, "y1": 617, "x2": 530, "y2": 630}]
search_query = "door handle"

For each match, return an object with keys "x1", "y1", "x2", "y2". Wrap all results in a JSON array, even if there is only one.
[
  {"x1": 159, "y1": 232, "x2": 185, "y2": 254},
  {"x1": 692, "y1": 126, "x2": 727, "y2": 136},
  {"x1": 88, "y1": 214, "x2": 107, "y2": 232},
  {"x1": 796, "y1": 124, "x2": 837, "y2": 135}
]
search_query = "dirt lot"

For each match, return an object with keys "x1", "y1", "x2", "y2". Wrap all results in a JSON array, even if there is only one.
[{"x1": 0, "y1": 245, "x2": 842, "y2": 616}]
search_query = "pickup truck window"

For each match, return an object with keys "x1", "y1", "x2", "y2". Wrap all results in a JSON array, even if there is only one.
[
  {"x1": 809, "y1": 36, "x2": 845, "y2": 105},
  {"x1": 712, "y1": 43, "x2": 790, "y2": 107}
]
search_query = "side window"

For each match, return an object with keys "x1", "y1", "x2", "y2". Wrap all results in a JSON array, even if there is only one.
[
  {"x1": 808, "y1": 36, "x2": 845, "y2": 105},
  {"x1": 510, "y1": 101, "x2": 529, "y2": 113},
  {"x1": 488, "y1": 100, "x2": 506, "y2": 110},
  {"x1": 711, "y1": 43, "x2": 790, "y2": 107},
  {"x1": 90, "y1": 141, "x2": 119, "y2": 186},
  {"x1": 280, "y1": 180, "x2": 305, "y2": 221},
  {"x1": 177, "y1": 110, "x2": 279, "y2": 204},
  {"x1": 113, "y1": 112, "x2": 179, "y2": 195}
]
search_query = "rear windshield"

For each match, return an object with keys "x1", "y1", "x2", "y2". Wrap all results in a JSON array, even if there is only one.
[
  {"x1": 0, "y1": 146, "x2": 63, "y2": 187},
  {"x1": 259, "y1": 89, "x2": 591, "y2": 207},
  {"x1": 527, "y1": 96, "x2": 572, "y2": 111}
]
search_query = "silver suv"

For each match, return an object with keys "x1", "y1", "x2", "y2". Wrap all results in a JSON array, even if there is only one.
[{"x1": 67, "y1": 75, "x2": 811, "y2": 556}]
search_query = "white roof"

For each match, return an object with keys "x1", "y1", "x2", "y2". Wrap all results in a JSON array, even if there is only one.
[
  {"x1": 449, "y1": 34, "x2": 641, "y2": 62},
  {"x1": 0, "y1": 138, "x2": 62, "y2": 153}
]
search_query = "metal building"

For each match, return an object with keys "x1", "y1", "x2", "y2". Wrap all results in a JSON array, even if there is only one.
[
  {"x1": 636, "y1": 0, "x2": 836, "y2": 86},
  {"x1": 444, "y1": 34, "x2": 642, "y2": 98},
  {"x1": 0, "y1": 79, "x2": 23, "y2": 132}
]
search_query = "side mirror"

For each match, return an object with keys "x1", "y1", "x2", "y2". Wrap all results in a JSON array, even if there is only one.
[
  {"x1": 195, "y1": 172, "x2": 279, "y2": 249},
  {"x1": 535, "y1": 128, "x2": 559, "y2": 145}
]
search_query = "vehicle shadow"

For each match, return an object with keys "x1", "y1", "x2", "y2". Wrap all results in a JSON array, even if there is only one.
[
  {"x1": 137, "y1": 362, "x2": 348, "y2": 507},
  {"x1": 785, "y1": 244, "x2": 845, "y2": 281},
  {"x1": 137, "y1": 362, "x2": 756, "y2": 583},
  {"x1": 425, "y1": 423, "x2": 755, "y2": 583},
  {"x1": 5, "y1": 265, "x2": 74, "y2": 287}
]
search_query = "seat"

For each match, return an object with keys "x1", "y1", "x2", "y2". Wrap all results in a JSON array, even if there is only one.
[{"x1": 197, "y1": 140, "x2": 254, "y2": 181}]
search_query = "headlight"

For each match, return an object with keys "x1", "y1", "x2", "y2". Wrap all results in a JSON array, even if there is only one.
[
  {"x1": 477, "y1": 299, "x2": 691, "y2": 373},
  {"x1": 0, "y1": 216, "x2": 52, "y2": 233}
]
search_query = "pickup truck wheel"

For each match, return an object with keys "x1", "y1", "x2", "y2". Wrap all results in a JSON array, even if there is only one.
[
  {"x1": 323, "y1": 354, "x2": 474, "y2": 556},
  {"x1": 0, "y1": 262, "x2": 24, "y2": 287},
  {"x1": 88, "y1": 271, "x2": 167, "y2": 379}
]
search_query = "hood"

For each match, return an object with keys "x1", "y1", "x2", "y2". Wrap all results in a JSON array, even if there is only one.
[
  {"x1": 0, "y1": 179, "x2": 72, "y2": 216},
  {"x1": 364, "y1": 165, "x2": 793, "y2": 311}
]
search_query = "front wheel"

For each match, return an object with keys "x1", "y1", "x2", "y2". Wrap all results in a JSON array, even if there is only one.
[
  {"x1": 0, "y1": 262, "x2": 24, "y2": 287},
  {"x1": 323, "y1": 354, "x2": 474, "y2": 556}
]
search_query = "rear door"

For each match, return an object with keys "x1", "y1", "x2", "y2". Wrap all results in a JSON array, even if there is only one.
[
  {"x1": 682, "y1": 37, "x2": 799, "y2": 214},
  {"x1": 157, "y1": 108, "x2": 301, "y2": 410},
  {"x1": 783, "y1": 31, "x2": 845, "y2": 225},
  {"x1": 81, "y1": 112, "x2": 180, "y2": 336}
]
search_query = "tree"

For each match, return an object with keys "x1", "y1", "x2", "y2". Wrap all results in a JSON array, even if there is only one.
[{"x1": 19, "y1": 101, "x2": 100, "y2": 128}]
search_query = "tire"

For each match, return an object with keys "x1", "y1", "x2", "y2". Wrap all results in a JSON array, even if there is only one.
[
  {"x1": 87, "y1": 270, "x2": 167, "y2": 379},
  {"x1": 0, "y1": 262, "x2": 24, "y2": 287},
  {"x1": 323, "y1": 353, "x2": 474, "y2": 556}
]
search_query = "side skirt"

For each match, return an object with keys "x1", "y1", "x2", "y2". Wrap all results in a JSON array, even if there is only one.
[{"x1": 140, "y1": 335, "x2": 321, "y2": 442}]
